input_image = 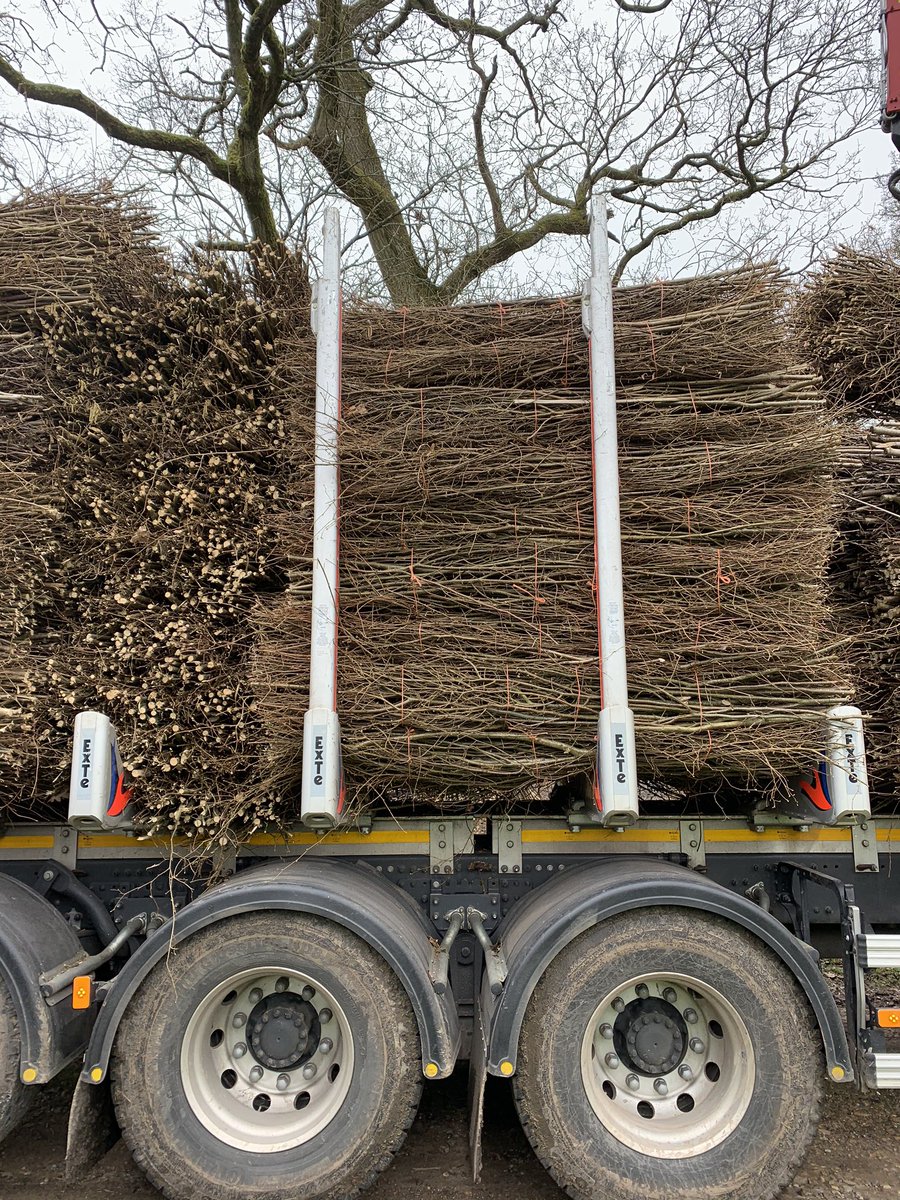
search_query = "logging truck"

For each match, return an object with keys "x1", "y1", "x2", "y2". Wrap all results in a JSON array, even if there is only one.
[{"x1": 3, "y1": 28, "x2": 900, "y2": 1195}]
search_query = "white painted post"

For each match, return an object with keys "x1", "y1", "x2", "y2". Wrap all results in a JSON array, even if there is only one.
[
  {"x1": 301, "y1": 208, "x2": 345, "y2": 827},
  {"x1": 581, "y1": 197, "x2": 639, "y2": 825}
]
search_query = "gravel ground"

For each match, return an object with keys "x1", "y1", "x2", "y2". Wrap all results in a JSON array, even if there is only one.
[{"x1": 1, "y1": 1066, "x2": 898, "y2": 1200}]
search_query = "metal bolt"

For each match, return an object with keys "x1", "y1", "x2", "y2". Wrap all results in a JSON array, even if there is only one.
[
  {"x1": 42, "y1": 870, "x2": 54, "y2": 882},
  {"x1": 249, "y1": 1065, "x2": 264, "y2": 1083},
  {"x1": 233, "y1": 1043, "x2": 247, "y2": 1058},
  {"x1": 249, "y1": 988, "x2": 263, "y2": 1003},
  {"x1": 276, "y1": 977, "x2": 289, "y2": 993},
  {"x1": 690, "y1": 1037, "x2": 705, "y2": 1054},
  {"x1": 276, "y1": 1074, "x2": 290, "y2": 1092},
  {"x1": 862, "y1": 839, "x2": 870, "y2": 848},
  {"x1": 319, "y1": 1008, "x2": 332, "y2": 1024},
  {"x1": 663, "y1": 987, "x2": 677, "y2": 1003},
  {"x1": 319, "y1": 1038, "x2": 333, "y2": 1054},
  {"x1": 303, "y1": 1062, "x2": 317, "y2": 1080},
  {"x1": 678, "y1": 1064, "x2": 693, "y2": 1081},
  {"x1": 636, "y1": 984, "x2": 649, "y2": 1000},
  {"x1": 683, "y1": 1008, "x2": 698, "y2": 1024},
  {"x1": 612, "y1": 997, "x2": 625, "y2": 1013},
  {"x1": 599, "y1": 1023, "x2": 614, "y2": 1039},
  {"x1": 626, "y1": 1074, "x2": 640, "y2": 1091},
  {"x1": 233, "y1": 1012, "x2": 247, "y2": 1028},
  {"x1": 301, "y1": 985, "x2": 315, "y2": 1001},
  {"x1": 604, "y1": 1053, "x2": 620, "y2": 1070},
  {"x1": 653, "y1": 1078, "x2": 668, "y2": 1095}
]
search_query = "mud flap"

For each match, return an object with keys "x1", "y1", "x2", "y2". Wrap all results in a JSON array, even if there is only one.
[
  {"x1": 66, "y1": 1075, "x2": 118, "y2": 1179},
  {"x1": 468, "y1": 1001, "x2": 487, "y2": 1183}
]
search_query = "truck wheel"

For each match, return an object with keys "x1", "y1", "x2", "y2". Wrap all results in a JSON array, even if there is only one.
[
  {"x1": 514, "y1": 908, "x2": 823, "y2": 1200},
  {"x1": 110, "y1": 912, "x2": 422, "y2": 1200},
  {"x1": 0, "y1": 974, "x2": 32, "y2": 1143}
]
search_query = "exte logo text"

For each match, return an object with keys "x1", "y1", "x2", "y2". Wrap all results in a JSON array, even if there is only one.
[
  {"x1": 79, "y1": 737, "x2": 92, "y2": 789},
  {"x1": 615, "y1": 733, "x2": 627, "y2": 785},
  {"x1": 845, "y1": 731, "x2": 859, "y2": 784},
  {"x1": 314, "y1": 735, "x2": 325, "y2": 787}
]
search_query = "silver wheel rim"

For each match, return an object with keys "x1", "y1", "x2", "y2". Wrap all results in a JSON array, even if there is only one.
[
  {"x1": 180, "y1": 966, "x2": 354, "y2": 1152},
  {"x1": 580, "y1": 971, "x2": 755, "y2": 1159}
]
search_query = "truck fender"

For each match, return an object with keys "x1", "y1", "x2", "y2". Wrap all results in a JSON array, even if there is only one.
[
  {"x1": 480, "y1": 857, "x2": 852, "y2": 1081},
  {"x1": 81, "y1": 857, "x2": 460, "y2": 1085},
  {"x1": 0, "y1": 872, "x2": 97, "y2": 1083}
]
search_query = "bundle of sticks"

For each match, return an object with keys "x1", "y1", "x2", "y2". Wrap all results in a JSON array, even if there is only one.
[
  {"x1": 0, "y1": 192, "x2": 305, "y2": 835},
  {"x1": 798, "y1": 250, "x2": 900, "y2": 803},
  {"x1": 254, "y1": 269, "x2": 849, "y2": 815}
]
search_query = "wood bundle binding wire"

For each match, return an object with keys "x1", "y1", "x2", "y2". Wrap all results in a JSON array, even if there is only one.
[{"x1": 255, "y1": 268, "x2": 849, "y2": 815}]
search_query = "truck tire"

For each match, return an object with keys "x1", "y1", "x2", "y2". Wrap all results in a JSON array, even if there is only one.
[
  {"x1": 513, "y1": 907, "x2": 823, "y2": 1200},
  {"x1": 0, "y1": 974, "x2": 32, "y2": 1144},
  {"x1": 109, "y1": 911, "x2": 422, "y2": 1200}
]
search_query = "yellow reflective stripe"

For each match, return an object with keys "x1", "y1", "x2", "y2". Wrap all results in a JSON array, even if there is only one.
[
  {"x1": 705, "y1": 828, "x2": 851, "y2": 843},
  {"x1": 0, "y1": 835, "x2": 54, "y2": 849},
  {"x1": 522, "y1": 828, "x2": 680, "y2": 844},
  {"x1": 244, "y1": 830, "x2": 428, "y2": 847}
]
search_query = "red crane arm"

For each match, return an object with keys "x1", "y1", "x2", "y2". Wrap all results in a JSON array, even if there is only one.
[{"x1": 885, "y1": 0, "x2": 900, "y2": 125}]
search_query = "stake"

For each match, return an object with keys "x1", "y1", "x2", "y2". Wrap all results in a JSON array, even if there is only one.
[
  {"x1": 301, "y1": 208, "x2": 345, "y2": 827},
  {"x1": 582, "y1": 197, "x2": 639, "y2": 825}
]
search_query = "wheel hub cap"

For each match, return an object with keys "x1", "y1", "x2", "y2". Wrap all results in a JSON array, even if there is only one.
[
  {"x1": 619, "y1": 998, "x2": 686, "y2": 1075},
  {"x1": 247, "y1": 994, "x2": 320, "y2": 1070}
]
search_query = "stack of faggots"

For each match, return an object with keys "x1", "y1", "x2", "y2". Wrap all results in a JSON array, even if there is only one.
[
  {"x1": 254, "y1": 268, "x2": 849, "y2": 815},
  {"x1": 0, "y1": 193, "x2": 857, "y2": 837},
  {"x1": 0, "y1": 192, "x2": 306, "y2": 837},
  {"x1": 798, "y1": 249, "x2": 900, "y2": 806}
]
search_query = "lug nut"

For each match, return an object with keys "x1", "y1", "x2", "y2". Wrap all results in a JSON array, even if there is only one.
[
  {"x1": 302, "y1": 1062, "x2": 317, "y2": 1080},
  {"x1": 276, "y1": 1074, "x2": 290, "y2": 1092},
  {"x1": 683, "y1": 1008, "x2": 698, "y2": 1024},
  {"x1": 302, "y1": 985, "x2": 316, "y2": 1001},
  {"x1": 275, "y1": 977, "x2": 289, "y2": 993},
  {"x1": 612, "y1": 997, "x2": 625, "y2": 1013},
  {"x1": 626, "y1": 1074, "x2": 640, "y2": 1092},
  {"x1": 604, "y1": 1053, "x2": 620, "y2": 1070},
  {"x1": 319, "y1": 1038, "x2": 333, "y2": 1055},
  {"x1": 249, "y1": 988, "x2": 263, "y2": 1003},
  {"x1": 319, "y1": 1008, "x2": 332, "y2": 1024},
  {"x1": 232, "y1": 1012, "x2": 247, "y2": 1028},
  {"x1": 636, "y1": 983, "x2": 650, "y2": 1000},
  {"x1": 690, "y1": 1037, "x2": 705, "y2": 1054},
  {"x1": 678, "y1": 1064, "x2": 693, "y2": 1081},
  {"x1": 653, "y1": 1078, "x2": 668, "y2": 1095},
  {"x1": 249, "y1": 1065, "x2": 263, "y2": 1083},
  {"x1": 599, "y1": 1023, "x2": 614, "y2": 1040},
  {"x1": 663, "y1": 987, "x2": 677, "y2": 1003},
  {"x1": 233, "y1": 1043, "x2": 247, "y2": 1058}
]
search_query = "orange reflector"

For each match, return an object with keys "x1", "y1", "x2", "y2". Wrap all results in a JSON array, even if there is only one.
[
  {"x1": 876, "y1": 1009, "x2": 900, "y2": 1029},
  {"x1": 72, "y1": 976, "x2": 91, "y2": 1010}
]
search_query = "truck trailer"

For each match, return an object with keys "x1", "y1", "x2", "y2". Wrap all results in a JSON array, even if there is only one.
[{"x1": 0, "y1": 201, "x2": 898, "y2": 1200}]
